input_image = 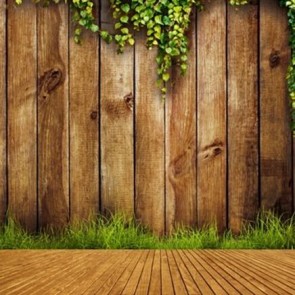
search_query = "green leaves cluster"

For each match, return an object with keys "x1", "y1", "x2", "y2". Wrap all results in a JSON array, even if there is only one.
[{"x1": 13, "y1": 0, "x2": 295, "y2": 132}]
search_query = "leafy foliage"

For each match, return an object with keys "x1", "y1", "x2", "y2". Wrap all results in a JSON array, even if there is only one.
[{"x1": 14, "y1": 0, "x2": 295, "y2": 131}]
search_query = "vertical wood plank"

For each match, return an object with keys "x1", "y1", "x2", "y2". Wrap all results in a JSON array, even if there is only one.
[
  {"x1": 100, "y1": 0, "x2": 134, "y2": 215},
  {"x1": 197, "y1": 0, "x2": 227, "y2": 231},
  {"x1": 0, "y1": 1, "x2": 6, "y2": 224},
  {"x1": 69, "y1": 1, "x2": 99, "y2": 221},
  {"x1": 7, "y1": 0, "x2": 37, "y2": 231},
  {"x1": 135, "y1": 38, "x2": 165, "y2": 235},
  {"x1": 260, "y1": 0, "x2": 292, "y2": 215},
  {"x1": 38, "y1": 3, "x2": 69, "y2": 228},
  {"x1": 166, "y1": 10, "x2": 197, "y2": 232},
  {"x1": 228, "y1": 3, "x2": 259, "y2": 233}
]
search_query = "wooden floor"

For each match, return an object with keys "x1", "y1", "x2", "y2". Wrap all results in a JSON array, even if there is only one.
[{"x1": 0, "y1": 250, "x2": 294, "y2": 294}]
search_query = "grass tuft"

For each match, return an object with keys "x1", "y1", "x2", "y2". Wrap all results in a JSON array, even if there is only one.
[{"x1": 0, "y1": 211, "x2": 294, "y2": 249}]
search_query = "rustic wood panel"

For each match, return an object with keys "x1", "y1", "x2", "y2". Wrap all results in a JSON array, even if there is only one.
[
  {"x1": 260, "y1": 0, "x2": 293, "y2": 216},
  {"x1": 38, "y1": 3, "x2": 69, "y2": 228},
  {"x1": 0, "y1": 1, "x2": 6, "y2": 224},
  {"x1": 0, "y1": 1, "x2": 294, "y2": 233},
  {"x1": 100, "y1": 0, "x2": 134, "y2": 216},
  {"x1": 166, "y1": 10, "x2": 197, "y2": 232},
  {"x1": 69, "y1": 1, "x2": 99, "y2": 221},
  {"x1": 228, "y1": 3, "x2": 259, "y2": 233},
  {"x1": 7, "y1": 0, "x2": 37, "y2": 231},
  {"x1": 197, "y1": 0, "x2": 227, "y2": 231},
  {"x1": 135, "y1": 35, "x2": 165, "y2": 235}
]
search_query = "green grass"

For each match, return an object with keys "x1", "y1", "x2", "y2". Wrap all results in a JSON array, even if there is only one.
[{"x1": 0, "y1": 211, "x2": 294, "y2": 249}]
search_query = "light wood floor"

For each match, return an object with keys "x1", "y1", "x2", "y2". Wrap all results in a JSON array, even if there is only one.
[{"x1": 0, "y1": 250, "x2": 294, "y2": 294}]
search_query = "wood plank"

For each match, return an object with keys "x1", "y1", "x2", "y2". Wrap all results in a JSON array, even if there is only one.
[
  {"x1": 228, "y1": 2, "x2": 259, "y2": 233},
  {"x1": 136, "y1": 250, "x2": 154, "y2": 294},
  {"x1": 38, "y1": 2, "x2": 69, "y2": 229},
  {"x1": 161, "y1": 250, "x2": 175, "y2": 295},
  {"x1": 197, "y1": 0, "x2": 227, "y2": 232},
  {"x1": 148, "y1": 250, "x2": 161, "y2": 294},
  {"x1": 100, "y1": 0, "x2": 134, "y2": 216},
  {"x1": 135, "y1": 32, "x2": 165, "y2": 235},
  {"x1": 260, "y1": 0, "x2": 292, "y2": 215},
  {"x1": 7, "y1": 0, "x2": 37, "y2": 231},
  {"x1": 69, "y1": 0, "x2": 99, "y2": 221},
  {"x1": 0, "y1": 0, "x2": 6, "y2": 225},
  {"x1": 166, "y1": 250, "x2": 188, "y2": 294},
  {"x1": 166, "y1": 9, "x2": 197, "y2": 232}
]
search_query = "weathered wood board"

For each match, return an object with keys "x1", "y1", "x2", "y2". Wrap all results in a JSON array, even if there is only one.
[
  {"x1": 0, "y1": 1, "x2": 6, "y2": 224},
  {"x1": 7, "y1": 0, "x2": 37, "y2": 231},
  {"x1": 166, "y1": 10, "x2": 197, "y2": 232},
  {"x1": 135, "y1": 35, "x2": 165, "y2": 235},
  {"x1": 100, "y1": 0, "x2": 134, "y2": 216},
  {"x1": 228, "y1": 3, "x2": 259, "y2": 233},
  {"x1": 69, "y1": 1, "x2": 99, "y2": 221},
  {"x1": 260, "y1": 0, "x2": 293, "y2": 216},
  {"x1": 197, "y1": 0, "x2": 227, "y2": 231},
  {"x1": 38, "y1": 3, "x2": 69, "y2": 228}
]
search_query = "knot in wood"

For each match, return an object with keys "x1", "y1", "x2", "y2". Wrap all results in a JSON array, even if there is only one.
[
  {"x1": 90, "y1": 111, "x2": 98, "y2": 120},
  {"x1": 40, "y1": 68, "x2": 63, "y2": 94},
  {"x1": 124, "y1": 93, "x2": 134, "y2": 110},
  {"x1": 200, "y1": 139, "x2": 224, "y2": 161},
  {"x1": 269, "y1": 50, "x2": 280, "y2": 68}
]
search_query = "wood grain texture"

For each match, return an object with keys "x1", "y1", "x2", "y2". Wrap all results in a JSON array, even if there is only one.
[
  {"x1": 100, "y1": 0, "x2": 134, "y2": 216},
  {"x1": 69, "y1": 1, "x2": 99, "y2": 221},
  {"x1": 166, "y1": 10, "x2": 197, "y2": 232},
  {"x1": 0, "y1": 1, "x2": 6, "y2": 224},
  {"x1": 38, "y1": 3, "x2": 69, "y2": 229},
  {"x1": 260, "y1": 0, "x2": 293, "y2": 215},
  {"x1": 197, "y1": 0, "x2": 227, "y2": 231},
  {"x1": 2, "y1": 250, "x2": 295, "y2": 294},
  {"x1": 7, "y1": 0, "x2": 37, "y2": 231},
  {"x1": 228, "y1": 3, "x2": 259, "y2": 233},
  {"x1": 135, "y1": 35, "x2": 165, "y2": 235}
]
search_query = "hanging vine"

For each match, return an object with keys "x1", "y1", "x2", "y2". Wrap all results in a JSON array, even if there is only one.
[{"x1": 14, "y1": 0, "x2": 295, "y2": 131}]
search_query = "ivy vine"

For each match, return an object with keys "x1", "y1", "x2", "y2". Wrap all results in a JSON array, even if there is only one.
[{"x1": 14, "y1": 0, "x2": 295, "y2": 132}]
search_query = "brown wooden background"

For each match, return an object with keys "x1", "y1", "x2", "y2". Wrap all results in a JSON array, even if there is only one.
[{"x1": 0, "y1": 0, "x2": 294, "y2": 235}]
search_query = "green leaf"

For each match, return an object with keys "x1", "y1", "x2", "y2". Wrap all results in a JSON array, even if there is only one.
[
  {"x1": 128, "y1": 38, "x2": 135, "y2": 46},
  {"x1": 121, "y1": 28, "x2": 129, "y2": 34},
  {"x1": 120, "y1": 16, "x2": 129, "y2": 23},
  {"x1": 121, "y1": 4, "x2": 130, "y2": 14},
  {"x1": 162, "y1": 73, "x2": 170, "y2": 82},
  {"x1": 155, "y1": 15, "x2": 163, "y2": 25},
  {"x1": 115, "y1": 22, "x2": 122, "y2": 30},
  {"x1": 165, "y1": 47, "x2": 172, "y2": 54}
]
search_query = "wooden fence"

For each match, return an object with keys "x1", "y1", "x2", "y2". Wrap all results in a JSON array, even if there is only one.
[{"x1": 0, "y1": 0, "x2": 294, "y2": 235}]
